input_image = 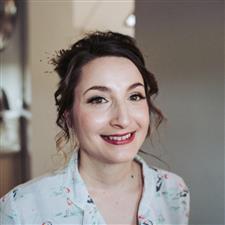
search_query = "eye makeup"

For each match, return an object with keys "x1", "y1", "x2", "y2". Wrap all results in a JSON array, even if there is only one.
[
  {"x1": 86, "y1": 92, "x2": 146, "y2": 105},
  {"x1": 86, "y1": 96, "x2": 108, "y2": 104},
  {"x1": 129, "y1": 93, "x2": 146, "y2": 101}
]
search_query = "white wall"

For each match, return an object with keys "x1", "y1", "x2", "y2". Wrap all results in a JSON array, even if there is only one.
[
  {"x1": 136, "y1": 1, "x2": 224, "y2": 224},
  {"x1": 72, "y1": 1, "x2": 134, "y2": 37}
]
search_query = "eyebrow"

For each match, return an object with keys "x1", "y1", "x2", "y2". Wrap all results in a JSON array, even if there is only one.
[{"x1": 83, "y1": 82, "x2": 145, "y2": 96}]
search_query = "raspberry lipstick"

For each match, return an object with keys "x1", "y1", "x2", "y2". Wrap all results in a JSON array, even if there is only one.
[{"x1": 101, "y1": 132, "x2": 135, "y2": 145}]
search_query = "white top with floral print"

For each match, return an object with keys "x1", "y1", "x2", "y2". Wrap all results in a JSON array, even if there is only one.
[{"x1": 0, "y1": 150, "x2": 190, "y2": 225}]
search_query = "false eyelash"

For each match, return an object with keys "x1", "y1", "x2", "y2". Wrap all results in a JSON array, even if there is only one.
[
  {"x1": 87, "y1": 96, "x2": 108, "y2": 104},
  {"x1": 129, "y1": 93, "x2": 146, "y2": 101},
  {"x1": 87, "y1": 93, "x2": 146, "y2": 104}
]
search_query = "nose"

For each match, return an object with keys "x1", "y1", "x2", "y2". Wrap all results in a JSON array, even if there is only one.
[{"x1": 109, "y1": 102, "x2": 131, "y2": 129}]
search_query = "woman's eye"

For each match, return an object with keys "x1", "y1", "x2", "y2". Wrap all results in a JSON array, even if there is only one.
[
  {"x1": 87, "y1": 96, "x2": 108, "y2": 104},
  {"x1": 129, "y1": 94, "x2": 146, "y2": 101}
]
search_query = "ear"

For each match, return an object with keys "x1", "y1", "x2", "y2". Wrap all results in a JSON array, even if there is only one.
[{"x1": 63, "y1": 110, "x2": 73, "y2": 128}]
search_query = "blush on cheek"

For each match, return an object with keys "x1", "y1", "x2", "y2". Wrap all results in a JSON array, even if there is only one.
[
  {"x1": 78, "y1": 109, "x2": 109, "y2": 131},
  {"x1": 133, "y1": 106, "x2": 149, "y2": 120},
  {"x1": 89, "y1": 114, "x2": 108, "y2": 126}
]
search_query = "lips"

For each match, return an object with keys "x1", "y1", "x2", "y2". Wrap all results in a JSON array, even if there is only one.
[{"x1": 101, "y1": 132, "x2": 135, "y2": 145}]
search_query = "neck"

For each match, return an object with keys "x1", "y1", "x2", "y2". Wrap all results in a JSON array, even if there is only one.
[{"x1": 78, "y1": 151, "x2": 140, "y2": 192}]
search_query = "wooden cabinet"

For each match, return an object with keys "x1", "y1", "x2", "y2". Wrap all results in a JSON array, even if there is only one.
[{"x1": 0, "y1": 152, "x2": 22, "y2": 197}]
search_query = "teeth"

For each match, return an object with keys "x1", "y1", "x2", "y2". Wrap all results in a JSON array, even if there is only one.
[{"x1": 108, "y1": 133, "x2": 131, "y2": 141}]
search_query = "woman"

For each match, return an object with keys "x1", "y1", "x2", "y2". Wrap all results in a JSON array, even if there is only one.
[{"x1": 0, "y1": 31, "x2": 190, "y2": 225}]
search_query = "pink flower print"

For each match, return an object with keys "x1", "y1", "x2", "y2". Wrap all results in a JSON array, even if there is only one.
[
  {"x1": 164, "y1": 173, "x2": 169, "y2": 179},
  {"x1": 138, "y1": 215, "x2": 154, "y2": 225},
  {"x1": 66, "y1": 197, "x2": 74, "y2": 206},
  {"x1": 42, "y1": 221, "x2": 52, "y2": 225},
  {"x1": 64, "y1": 187, "x2": 71, "y2": 193}
]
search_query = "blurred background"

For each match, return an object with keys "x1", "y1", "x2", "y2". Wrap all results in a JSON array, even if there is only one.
[{"x1": 0, "y1": 0, "x2": 224, "y2": 224}]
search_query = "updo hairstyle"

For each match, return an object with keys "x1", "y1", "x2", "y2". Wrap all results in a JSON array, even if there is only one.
[{"x1": 51, "y1": 31, "x2": 165, "y2": 164}]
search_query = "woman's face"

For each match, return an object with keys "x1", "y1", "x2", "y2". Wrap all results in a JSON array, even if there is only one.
[{"x1": 72, "y1": 56, "x2": 149, "y2": 164}]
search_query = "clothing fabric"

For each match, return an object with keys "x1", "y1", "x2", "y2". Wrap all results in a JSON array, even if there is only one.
[{"x1": 0, "y1": 151, "x2": 190, "y2": 225}]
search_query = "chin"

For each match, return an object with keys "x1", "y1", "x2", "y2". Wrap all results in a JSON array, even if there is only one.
[{"x1": 103, "y1": 148, "x2": 139, "y2": 164}]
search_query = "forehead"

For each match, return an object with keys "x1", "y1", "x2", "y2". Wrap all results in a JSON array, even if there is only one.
[{"x1": 77, "y1": 56, "x2": 144, "y2": 91}]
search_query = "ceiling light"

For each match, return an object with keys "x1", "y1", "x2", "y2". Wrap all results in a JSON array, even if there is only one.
[{"x1": 125, "y1": 13, "x2": 136, "y2": 28}]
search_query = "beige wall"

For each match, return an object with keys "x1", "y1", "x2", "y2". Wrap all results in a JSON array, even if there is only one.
[
  {"x1": 28, "y1": 1, "x2": 134, "y2": 178},
  {"x1": 28, "y1": 1, "x2": 74, "y2": 177}
]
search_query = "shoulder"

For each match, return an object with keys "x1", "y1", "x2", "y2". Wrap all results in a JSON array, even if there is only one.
[
  {"x1": 153, "y1": 167, "x2": 189, "y2": 196},
  {"x1": 156, "y1": 168, "x2": 190, "y2": 220},
  {"x1": 136, "y1": 154, "x2": 190, "y2": 195},
  {"x1": 0, "y1": 168, "x2": 68, "y2": 224},
  {"x1": 136, "y1": 155, "x2": 190, "y2": 223},
  {"x1": 151, "y1": 167, "x2": 190, "y2": 222},
  {"x1": 2, "y1": 168, "x2": 66, "y2": 200}
]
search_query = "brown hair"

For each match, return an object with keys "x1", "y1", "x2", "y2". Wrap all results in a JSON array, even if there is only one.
[{"x1": 51, "y1": 31, "x2": 165, "y2": 166}]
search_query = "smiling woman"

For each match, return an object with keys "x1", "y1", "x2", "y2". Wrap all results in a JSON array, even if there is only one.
[
  {"x1": 71, "y1": 56, "x2": 149, "y2": 166},
  {"x1": 0, "y1": 31, "x2": 190, "y2": 225}
]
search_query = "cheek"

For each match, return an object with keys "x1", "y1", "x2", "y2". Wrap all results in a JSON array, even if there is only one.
[
  {"x1": 72, "y1": 104, "x2": 109, "y2": 134},
  {"x1": 132, "y1": 103, "x2": 150, "y2": 126}
]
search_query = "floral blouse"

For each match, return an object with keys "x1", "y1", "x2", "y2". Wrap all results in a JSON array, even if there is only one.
[{"x1": 0, "y1": 151, "x2": 190, "y2": 225}]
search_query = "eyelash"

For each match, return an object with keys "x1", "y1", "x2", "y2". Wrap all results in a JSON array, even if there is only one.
[
  {"x1": 129, "y1": 93, "x2": 146, "y2": 101},
  {"x1": 87, "y1": 94, "x2": 146, "y2": 105},
  {"x1": 87, "y1": 96, "x2": 108, "y2": 104}
]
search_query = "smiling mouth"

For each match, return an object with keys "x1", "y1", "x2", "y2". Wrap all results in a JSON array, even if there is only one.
[{"x1": 101, "y1": 132, "x2": 136, "y2": 145}]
